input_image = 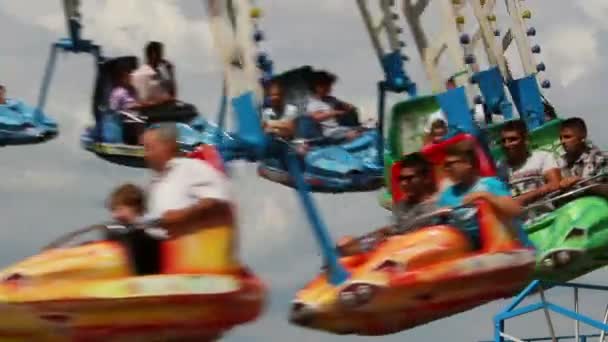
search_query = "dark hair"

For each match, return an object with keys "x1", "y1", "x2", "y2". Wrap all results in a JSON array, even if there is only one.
[
  {"x1": 542, "y1": 96, "x2": 557, "y2": 120},
  {"x1": 431, "y1": 119, "x2": 447, "y2": 130},
  {"x1": 445, "y1": 140, "x2": 478, "y2": 167},
  {"x1": 400, "y1": 152, "x2": 432, "y2": 176},
  {"x1": 112, "y1": 64, "x2": 131, "y2": 86},
  {"x1": 0, "y1": 84, "x2": 4, "y2": 90},
  {"x1": 501, "y1": 119, "x2": 528, "y2": 137},
  {"x1": 310, "y1": 70, "x2": 337, "y2": 90},
  {"x1": 561, "y1": 117, "x2": 587, "y2": 136},
  {"x1": 107, "y1": 183, "x2": 146, "y2": 214},
  {"x1": 145, "y1": 41, "x2": 163, "y2": 59},
  {"x1": 267, "y1": 79, "x2": 283, "y2": 92}
]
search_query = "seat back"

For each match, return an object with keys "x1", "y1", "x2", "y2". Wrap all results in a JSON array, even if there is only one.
[
  {"x1": 139, "y1": 101, "x2": 199, "y2": 123},
  {"x1": 472, "y1": 66, "x2": 514, "y2": 120},
  {"x1": 391, "y1": 134, "x2": 497, "y2": 203},
  {"x1": 506, "y1": 75, "x2": 545, "y2": 130},
  {"x1": 160, "y1": 151, "x2": 240, "y2": 274},
  {"x1": 186, "y1": 144, "x2": 227, "y2": 175},
  {"x1": 476, "y1": 200, "x2": 526, "y2": 252}
]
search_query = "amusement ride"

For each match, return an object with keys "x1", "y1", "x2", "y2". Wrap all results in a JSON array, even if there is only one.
[{"x1": 0, "y1": 0, "x2": 607, "y2": 341}]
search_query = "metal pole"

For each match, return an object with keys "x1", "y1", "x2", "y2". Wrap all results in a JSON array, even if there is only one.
[
  {"x1": 376, "y1": 82, "x2": 386, "y2": 166},
  {"x1": 598, "y1": 303, "x2": 608, "y2": 342},
  {"x1": 539, "y1": 286, "x2": 557, "y2": 342},
  {"x1": 36, "y1": 45, "x2": 59, "y2": 113},
  {"x1": 285, "y1": 151, "x2": 349, "y2": 285},
  {"x1": 575, "y1": 288, "x2": 580, "y2": 341}
]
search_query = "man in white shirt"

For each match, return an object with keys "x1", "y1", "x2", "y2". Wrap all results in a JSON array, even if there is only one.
[
  {"x1": 143, "y1": 123, "x2": 232, "y2": 236},
  {"x1": 131, "y1": 41, "x2": 176, "y2": 103},
  {"x1": 496, "y1": 119, "x2": 561, "y2": 205}
]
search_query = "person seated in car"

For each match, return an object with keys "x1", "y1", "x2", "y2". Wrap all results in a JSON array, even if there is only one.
[
  {"x1": 438, "y1": 140, "x2": 524, "y2": 249},
  {"x1": 109, "y1": 68, "x2": 140, "y2": 111},
  {"x1": 131, "y1": 41, "x2": 175, "y2": 104},
  {"x1": 262, "y1": 81, "x2": 298, "y2": 139},
  {"x1": 106, "y1": 183, "x2": 163, "y2": 275},
  {"x1": 306, "y1": 70, "x2": 361, "y2": 141},
  {"x1": 107, "y1": 183, "x2": 146, "y2": 225},
  {"x1": 0, "y1": 85, "x2": 6, "y2": 105},
  {"x1": 337, "y1": 153, "x2": 439, "y2": 256},
  {"x1": 543, "y1": 97, "x2": 557, "y2": 122},
  {"x1": 496, "y1": 119, "x2": 561, "y2": 206},
  {"x1": 558, "y1": 117, "x2": 608, "y2": 193},
  {"x1": 110, "y1": 66, "x2": 172, "y2": 112},
  {"x1": 424, "y1": 117, "x2": 448, "y2": 146}
]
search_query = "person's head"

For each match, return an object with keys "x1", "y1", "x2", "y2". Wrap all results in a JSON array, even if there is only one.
[
  {"x1": 398, "y1": 153, "x2": 434, "y2": 201},
  {"x1": 0, "y1": 85, "x2": 5, "y2": 103},
  {"x1": 543, "y1": 99, "x2": 557, "y2": 121},
  {"x1": 267, "y1": 81, "x2": 284, "y2": 108},
  {"x1": 113, "y1": 67, "x2": 132, "y2": 87},
  {"x1": 145, "y1": 41, "x2": 164, "y2": 65},
  {"x1": 444, "y1": 140, "x2": 479, "y2": 185},
  {"x1": 560, "y1": 117, "x2": 588, "y2": 157},
  {"x1": 500, "y1": 119, "x2": 529, "y2": 161},
  {"x1": 107, "y1": 183, "x2": 145, "y2": 224},
  {"x1": 445, "y1": 77, "x2": 456, "y2": 90},
  {"x1": 143, "y1": 123, "x2": 179, "y2": 172},
  {"x1": 430, "y1": 119, "x2": 448, "y2": 143},
  {"x1": 310, "y1": 71, "x2": 336, "y2": 97}
]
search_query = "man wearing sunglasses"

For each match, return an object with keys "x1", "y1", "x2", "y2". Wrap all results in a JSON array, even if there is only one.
[
  {"x1": 496, "y1": 119, "x2": 561, "y2": 205},
  {"x1": 336, "y1": 153, "x2": 439, "y2": 256},
  {"x1": 437, "y1": 140, "x2": 523, "y2": 249}
]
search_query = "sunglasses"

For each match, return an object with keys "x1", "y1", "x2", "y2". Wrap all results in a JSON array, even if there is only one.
[
  {"x1": 398, "y1": 174, "x2": 417, "y2": 182},
  {"x1": 501, "y1": 136, "x2": 520, "y2": 144},
  {"x1": 443, "y1": 159, "x2": 467, "y2": 169}
]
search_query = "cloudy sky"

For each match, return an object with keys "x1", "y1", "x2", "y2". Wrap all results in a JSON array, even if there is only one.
[{"x1": 1, "y1": 1, "x2": 608, "y2": 341}]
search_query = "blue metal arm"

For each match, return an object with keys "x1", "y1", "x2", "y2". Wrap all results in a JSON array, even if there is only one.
[{"x1": 285, "y1": 149, "x2": 350, "y2": 285}]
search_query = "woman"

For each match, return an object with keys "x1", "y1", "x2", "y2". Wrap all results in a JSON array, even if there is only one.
[{"x1": 262, "y1": 81, "x2": 298, "y2": 138}]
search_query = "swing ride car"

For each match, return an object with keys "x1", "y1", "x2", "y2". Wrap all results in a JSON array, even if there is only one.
[
  {"x1": 0, "y1": 147, "x2": 266, "y2": 341},
  {"x1": 0, "y1": 98, "x2": 58, "y2": 146},
  {"x1": 43, "y1": 1, "x2": 251, "y2": 167},
  {"x1": 79, "y1": 56, "x2": 243, "y2": 167},
  {"x1": 255, "y1": 67, "x2": 385, "y2": 193},
  {"x1": 289, "y1": 134, "x2": 536, "y2": 336}
]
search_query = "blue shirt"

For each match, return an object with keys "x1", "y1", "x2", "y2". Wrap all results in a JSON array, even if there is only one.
[{"x1": 437, "y1": 177, "x2": 511, "y2": 248}]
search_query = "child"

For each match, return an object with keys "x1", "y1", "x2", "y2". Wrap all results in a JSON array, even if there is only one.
[
  {"x1": 107, "y1": 183, "x2": 161, "y2": 275},
  {"x1": 107, "y1": 183, "x2": 146, "y2": 225},
  {"x1": 429, "y1": 119, "x2": 448, "y2": 144}
]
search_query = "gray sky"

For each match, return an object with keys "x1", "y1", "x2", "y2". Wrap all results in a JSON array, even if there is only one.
[{"x1": 1, "y1": 1, "x2": 608, "y2": 341}]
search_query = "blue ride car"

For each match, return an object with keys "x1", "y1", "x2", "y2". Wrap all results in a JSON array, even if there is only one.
[
  {"x1": 256, "y1": 66, "x2": 384, "y2": 193},
  {"x1": 0, "y1": 97, "x2": 58, "y2": 146},
  {"x1": 80, "y1": 56, "x2": 243, "y2": 167}
]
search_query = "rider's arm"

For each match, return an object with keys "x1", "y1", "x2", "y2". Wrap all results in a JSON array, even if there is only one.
[
  {"x1": 515, "y1": 152, "x2": 561, "y2": 205},
  {"x1": 515, "y1": 168, "x2": 561, "y2": 206},
  {"x1": 464, "y1": 178, "x2": 523, "y2": 218},
  {"x1": 465, "y1": 192, "x2": 523, "y2": 217},
  {"x1": 307, "y1": 99, "x2": 345, "y2": 121},
  {"x1": 309, "y1": 109, "x2": 345, "y2": 122}
]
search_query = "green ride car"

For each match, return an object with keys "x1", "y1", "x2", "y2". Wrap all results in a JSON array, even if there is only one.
[{"x1": 379, "y1": 104, "x2": 608, "y2": 282}]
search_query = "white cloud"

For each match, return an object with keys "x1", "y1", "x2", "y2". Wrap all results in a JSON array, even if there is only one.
[
  {"x1": 1, "y1": 0, "x2": 217, "y2": 74},
  {"x1": 544, "y1": 26, "x2": 600, "y2": 87},
  {"x1": 577, "y1": 0, "x2": 608, "y2": 31}
]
